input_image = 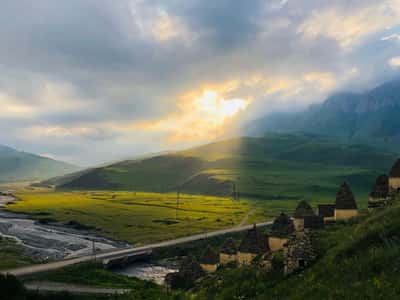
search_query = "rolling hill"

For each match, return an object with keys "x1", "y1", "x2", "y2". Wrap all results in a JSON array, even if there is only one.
[
  {"x1": 55, "y1": 133, "x2": 399, "y2": 203},
  {"x1": 0, "y1": 145, "x2": 79, "y2": 182},
  {"x1": 247, "y1": 79, "x2": 400, "y2": 148}
]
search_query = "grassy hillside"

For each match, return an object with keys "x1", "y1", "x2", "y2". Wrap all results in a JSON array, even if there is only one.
[
  {"x1": 192, "y1": 199, "x2": 400, "y2": 300},
  {"x1": 0, "y1": 145, "x2": 79, "y2": 182},
  {"x1": 58, "y1": 134, "x2": 398, "y2": 204}
]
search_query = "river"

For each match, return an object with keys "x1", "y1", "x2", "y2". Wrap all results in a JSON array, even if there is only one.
[
  {"x1": 0, "y1": 194, "x2": 177, "y2": 284},
  {"x1": 113, "y1": 260, "x2": 178, "y2": 284},
  {"x1": 0, "y1": 193, "x2": 128, "y2": 260}
]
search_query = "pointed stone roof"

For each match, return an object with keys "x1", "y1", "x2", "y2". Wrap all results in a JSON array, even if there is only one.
[
  {"x1": 389, "y1": 159, "x2": 400, "y2": 178},
  {"x1": 293, "y1": 201, "x2": 315, "y2": 218},
  {"x1": 369, "y1": 174, "x2": 389, "y2": 198},
  {"x1": 221, "y1": 238, "x2": 237, "y2": 255},
  {"x1": 179, "y1": 256, "x2": 205, "y2": 278},
  {"x1": 239, "y1": 225, "x2": 269, "y2": 254},
  {"x1": 335, "y1": 182, "x2": 357, "y2": 210},
  {"x1": 200, "y1": 245, "x2": 219, "y2": 265},
  {"x1": 270, "y1": 212, "x2": 295, "y2": 237}
]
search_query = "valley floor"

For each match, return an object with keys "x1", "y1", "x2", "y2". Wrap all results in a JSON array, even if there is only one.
[{"x1": 6, "y1": 191, "x2": 251, "y2": 245}]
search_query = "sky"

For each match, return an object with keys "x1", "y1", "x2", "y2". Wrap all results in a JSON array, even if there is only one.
[{"x1": 1, "y1": 0, "x2": 400, "y2": 166}]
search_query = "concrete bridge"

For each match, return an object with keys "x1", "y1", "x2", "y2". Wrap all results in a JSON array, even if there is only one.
[{"x1": 2, "y1": 221, "x2": 272, "y2": 278}]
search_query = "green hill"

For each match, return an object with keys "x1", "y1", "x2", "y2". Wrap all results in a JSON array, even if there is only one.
[
  {"x1": 58, "y1": 133, "x2": 398, "y2": 202},
  {"x1": 0, "y1": 145, "x2": 79, "y2": 182}
]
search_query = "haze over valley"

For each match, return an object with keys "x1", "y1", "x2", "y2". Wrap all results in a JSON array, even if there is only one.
[{"x1": 1, "y1": 1, "x2": 400, "y2": 299}]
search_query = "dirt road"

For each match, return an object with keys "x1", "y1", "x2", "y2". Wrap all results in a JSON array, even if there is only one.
[
  {"x1": 3, "y1": 221, "x2": 272, "y2": 278},
  {"x1": 24, "y1": 281, "x2": 130, "y2": 295}
]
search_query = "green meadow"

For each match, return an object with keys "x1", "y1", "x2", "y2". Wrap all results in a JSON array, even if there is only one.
[
  {"x1": 8, "y1": 191, "x2": 250, "y2": 244},
  {"x1": 7, "y1": 134, "x2": 398, "y2": 245},
  {"x1": 0, "y1": 237, "x2": 35, "y2": 270},
  {"x1": 57, "y1": 134, "x2": 397, "y2": 203}
]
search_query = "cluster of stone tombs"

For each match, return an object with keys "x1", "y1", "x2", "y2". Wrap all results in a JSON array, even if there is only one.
[
  {"x1": 368, "y1": 159, "x2": 400, "y2": 209},
  {"x1": 166, "y1": 182, "x2": 360, "y2": 289},
  {"x1": 165, "y1": 159, "x2": 400, "y2": 289}
]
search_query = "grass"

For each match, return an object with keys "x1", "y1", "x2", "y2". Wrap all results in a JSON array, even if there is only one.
[
  {"x1": 57, "y1": 134, "x2": 397, "y2": 205},
  {"x1": 191, "y1": 199, "x2": 400, "y2": 300},
  {"x1": 32, "y1": 262, "x2": 158, "y2": 289},
  {"x1": 8, "y1": 191, "x2": 250, "y2": 245},
  {"x1": 0, "y1": 236, "x2": 35, "y2": 270}
]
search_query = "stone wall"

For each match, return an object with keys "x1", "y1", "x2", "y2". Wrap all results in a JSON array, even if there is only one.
[
  {"x1": 293, "y1": 218, "x2": 304, "y2": 231},
  {"x1": 220, "y1": 253, "x2": 237, "y2": 265},
  {"x1": 334, "y1": 209, "x2": 358, "y2": 220},
  {"x1": 389, "y1": 177, "x2": 400, "y2": 192},
  {"x1": 368, "y1": 197, "x2": 388, "y2": 210},
  {"x1": 237, "y1": 252, "x2": 257, "y2": 266},
  {"x1": 200, "y1": 263, "x2": 218, "y2": 273},
  {"x1": 284, "y1": 231, "x2": 316, "y2": 274},
  {"x1": 268, "y1": 236, "x2": 287, "y2": 252}
]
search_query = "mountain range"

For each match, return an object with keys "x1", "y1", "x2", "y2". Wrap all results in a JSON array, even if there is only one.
[
  {"x1": 246, "y1": 79, "x2": 400, "y2": 147},
  {"x1": 0, "y1": 145, "x2": 79, "y2": 182}
]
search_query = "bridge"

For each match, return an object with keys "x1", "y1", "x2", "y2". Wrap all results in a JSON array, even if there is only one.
[{"x1": 2, "y1": 221, "x2": 272, "y2": 278}]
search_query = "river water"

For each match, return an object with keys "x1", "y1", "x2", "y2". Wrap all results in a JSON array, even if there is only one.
[
  {"x1": 0, "y1": 194, "x2": 177, "y2": 284},
  {"x1": 0, "y1": 199, "x2": 128, "y2": 261},
  {"x1": 113, "y1": 261, "x2": 178, "y2": 284}
]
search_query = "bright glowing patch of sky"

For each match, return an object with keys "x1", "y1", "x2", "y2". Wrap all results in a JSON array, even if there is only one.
[{"x1": 1, "y1": 0, "x2": 400, "y2": 165}]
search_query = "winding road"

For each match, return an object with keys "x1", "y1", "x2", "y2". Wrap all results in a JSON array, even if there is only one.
[
  {"x1": 2, "y1": 221, "x2": 272, "y2": 278},
  {"x1": 24, "y1": 281, "x2": 130, "y2": 295}
]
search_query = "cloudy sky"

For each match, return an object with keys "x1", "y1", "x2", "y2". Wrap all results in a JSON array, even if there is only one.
[{"x1": 1, "y1": 0, "x2": 400, "y2": 166}]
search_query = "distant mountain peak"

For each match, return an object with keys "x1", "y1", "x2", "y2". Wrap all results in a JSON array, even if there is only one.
[
  {"x1": 246, "y1": 79, "x2": 400, "y2": 146},
  {"x1": 0, "y1": 144, "x2": 79, "y2": 182}
]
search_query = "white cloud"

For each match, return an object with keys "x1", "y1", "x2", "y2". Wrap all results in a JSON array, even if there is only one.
[
  {"x1": 298, "y1": 1, "x2": 400, "y2": 49},
  {"x1": 388, "y1": 56, "x2": 400, "y2": 67},
  {"x1": 0, "y1": 0, "x2": 399, "y2": 165},
  {"x1": 381, "y1": 33, "x2": 400, "y2": 42}
]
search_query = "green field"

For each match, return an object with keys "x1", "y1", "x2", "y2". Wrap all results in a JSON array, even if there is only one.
[
  {"x1": 8, "y1": 191, "x2": 251, "y2": 244},
  {"x1": 7, "y1": 188, "x2": 372, "y2": 247},
  {"x1": 0, "y1": 237, "x2": 35, "y2": 270}
]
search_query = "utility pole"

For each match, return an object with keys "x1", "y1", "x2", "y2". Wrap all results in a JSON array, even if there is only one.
[
  {"x1": 176, "y1": 187, "x2": 181, "y2": 220},
  {"x1": 92, "y1": 240, "x2": 96, "y2": 261}
]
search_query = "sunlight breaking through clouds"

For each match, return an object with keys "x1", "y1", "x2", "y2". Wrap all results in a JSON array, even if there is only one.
[
  {"x1": 389, "y1": 57, "x2": 400, "y2": 67},
  {"x1": 132, "y1": 89, "x2": 250, "y2": 144},
  {"x1": 1, "y1": 0, "x2": 400, "y2": 165}
]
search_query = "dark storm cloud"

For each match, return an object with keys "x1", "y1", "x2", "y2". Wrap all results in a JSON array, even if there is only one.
[
  {"x1": 0, "y1": 0, "x2": 399, "y2": 165},
  {"x1": 171, "y1": 0, "x2": 265, "y2": 49}
]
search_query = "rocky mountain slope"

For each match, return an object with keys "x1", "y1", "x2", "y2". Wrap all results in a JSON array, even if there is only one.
[{"x1": 247, "y1": 79, "x2": 400, "y2": 146}]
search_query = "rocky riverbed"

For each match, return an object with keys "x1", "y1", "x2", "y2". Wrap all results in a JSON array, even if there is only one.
[
  {"x1": 0, "y1": 193, "x2": 178, "y2": 284},
  {"x1": 0, "y1": 195, "x2": 129, "y2": 261},
  {"x1": 113, "y1": 260, "x2": 179, "y2": 284},
  {"x1": 0, "y1": 194, "x2": 17, "y2": 207}
]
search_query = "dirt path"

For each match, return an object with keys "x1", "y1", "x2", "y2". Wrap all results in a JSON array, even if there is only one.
[
  {"x1": 3, "y1": 221, "x2": 272, "y2": 278},
  {"x1": 239, "y1": 209, "x2": 254, "y2": 227},
  {"x1": 24, "y1": 281, "x2": 130, "y2": 295}
]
